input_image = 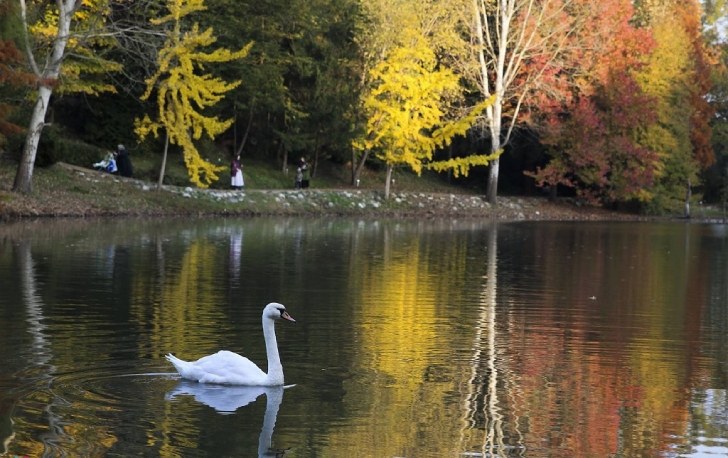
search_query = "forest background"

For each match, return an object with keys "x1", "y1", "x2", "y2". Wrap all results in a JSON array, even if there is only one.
[{"x1": 1, "y1": 0, "x2": 728, "y2": 215}]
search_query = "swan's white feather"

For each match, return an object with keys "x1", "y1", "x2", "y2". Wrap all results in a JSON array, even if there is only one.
[
  {"x1": 166, "y1": 302, "x2": 295, "y2": 386},
  {"x1": 166, "y1": 351, "x2": 268, "y2": 385}
]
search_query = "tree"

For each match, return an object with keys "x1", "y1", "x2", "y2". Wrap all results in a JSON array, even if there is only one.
[
  {"x1": 12, "y1": 0, "x2": 119, "y2": 194},
  {"x1": 0, "y1": 41, "x2": 29, "y2": 143},
  {"x1": 703, "y1": 30, "x2": 728, "y2": 204},
  {"x1": 358, "y1": 28, "x2": 457, "y2": 198},
  {"x1": 633, "y1": 0, "x2": 716, "y2": 211},
  {"x1": 677, "y1": 1, "x2": 716, "y2": 169},
  {"x1": 468, "y1": 0, "x2": 575, "y2": 203},
  {"x1": 134, "y1": 0, "x2": 252, "y2": 188},
  {"x1": 357, "y1": 27, "x2": 490, "y2": 198},
  {"x1": 196, "y1": 0, "x2": 362, "y2": 180},
  {"x1": 0, "y1": 2, "x2": 34, "y2": 147},
  {"x1": 353, "y1": 0, "x2": 494, "y2": 190},
  {"x1": 528, "y1": 0, "x2": 660, "y2": 205},
  {"x1": 531, "y1": 79, "x2": 659, "y2": 204}
]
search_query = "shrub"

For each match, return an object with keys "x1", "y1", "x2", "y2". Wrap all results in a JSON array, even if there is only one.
[
  {"x1": 55, "y1": 136, "x2": 107, "y2": 166},
  {"x1": 5, "y1": 126, "x2": 106, "y2": 167}
]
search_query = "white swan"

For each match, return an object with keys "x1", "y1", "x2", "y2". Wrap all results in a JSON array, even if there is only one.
[{"x1": 165, "y1": 302, "x2": 295, "y2": 386}]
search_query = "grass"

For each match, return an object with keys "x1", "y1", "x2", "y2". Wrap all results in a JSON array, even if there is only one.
[
  {"x1": 0, "y1": 151, "x2": 479, "y2": 219},
  {"x1": 4, "y1": 150, "x2": 717, "y2": 221},
  {"x1": 116, "y1": 149, "x2": 478, "y2": 194}
]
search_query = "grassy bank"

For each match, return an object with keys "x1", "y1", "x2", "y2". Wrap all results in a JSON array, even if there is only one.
[
  {"x1": 1, "y1": 155, "x2": 722, "y2": 221},
  {"x1": 121, "y1": 151, "x2": 475, "y2": 193},
  {"x1": 0, "y1": 154, "x2": 483, "y2": 218}
]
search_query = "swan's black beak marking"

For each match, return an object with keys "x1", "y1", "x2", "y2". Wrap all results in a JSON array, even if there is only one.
[{"x1": 281, "y1": 310, "x2": 296, "y2": 322}]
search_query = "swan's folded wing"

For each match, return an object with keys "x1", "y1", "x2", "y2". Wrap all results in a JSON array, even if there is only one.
[{"x1": 192, "y1": 350, "x2": 267, "y2": 385}]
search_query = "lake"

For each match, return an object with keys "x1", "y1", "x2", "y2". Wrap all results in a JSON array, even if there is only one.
[{"x1": 0, "y1": 217, "x2": 726, "y2": 457}]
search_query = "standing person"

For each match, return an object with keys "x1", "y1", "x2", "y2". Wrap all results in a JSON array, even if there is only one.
[
  {"x1": 116, "y1": 144, "x2": 133, "y2": 177},
  {"x1": 294, "y1": 165, "x2": 303, "y2": 189},
  {"x1": 231, "y1": 154, "x2": 244, "y2": 190},
  {"x1": 300, "y1": 157, "x2": 310, "y2": 189}
]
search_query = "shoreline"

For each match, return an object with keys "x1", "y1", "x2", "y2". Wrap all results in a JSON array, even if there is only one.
[{"x1": 0, "y1": 162, "x2": 723, "y2": 223}]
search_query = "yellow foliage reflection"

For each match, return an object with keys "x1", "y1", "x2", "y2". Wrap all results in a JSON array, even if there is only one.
[
  {"x1": 324, "y1": 227, "x2": 475, "y2": 456},
  {"x1": 133, "y1": 237, "x2": 230, "y2": 361},
  {"x1": 130, "y1": 236, "x2": 232, "y2": 453}
]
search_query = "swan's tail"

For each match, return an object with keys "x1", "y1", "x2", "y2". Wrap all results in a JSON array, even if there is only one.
[{"x1": 165, "y1": 353, "x2": 190, "y2": 377}]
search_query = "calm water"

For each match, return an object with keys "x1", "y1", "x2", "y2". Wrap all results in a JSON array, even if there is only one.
[{"x1": 0, "y1": 217, "x2": 726, "y2": 457}]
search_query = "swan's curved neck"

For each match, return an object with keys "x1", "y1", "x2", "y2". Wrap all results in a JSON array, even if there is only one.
[{"x1": 262, "y1": 317, "x2": 283, "y2": 385}]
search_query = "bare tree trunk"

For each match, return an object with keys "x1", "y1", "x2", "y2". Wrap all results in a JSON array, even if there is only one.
[
  {"x1": 13, "y1": 0, "x2": 76, "y2": 194},
  {"x1": 352, "y1": 148, "x2": 370, "y2": 186},
  {"x1": 471, "y1": 0, "x2": 573, "y2": 205},
  {"x1": 549, "y1": 183, "x2": 557, "y2": 201},
  {"x1": 723, "y1": 166, "x2": 728, "y2": 223},
  {"x1": 473, "y1": 0, "x2": 504, "y2": 205},
  {"x1": 684, "y1": 179, "x2": 692, "y2": 219},
  {"x1": 157, "y1": 133, "x2": 170, "y2": 189},
  {"x1": 486, "y1": 159, "x2": 500, "y2": 204},
  {"x1": 279, "y1": 142, "x2": 288, "y2": 175},
  {"x1": 312, "y1": 132, "x2": 320, "y2": 178},
  {"x1": 384, "y1": 164, "x2": 393, "y2": 199},
  {"x1": 351, "y1": 148, "x2": 356, "y2": 185},
  {"x1": 235, "y1": 102, "x2": 254, "y2": 157},
  {"x1": 13, "y1": 87, "x2": 52, "y2": 193}
]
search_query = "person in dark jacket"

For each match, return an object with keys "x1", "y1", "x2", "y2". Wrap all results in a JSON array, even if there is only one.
[
  {"x1": 299, "y1": 157, "x2": 310, "y2": 189},
  {"x1": 116, "y1": 144, "x2": 133, "y2": 178}
]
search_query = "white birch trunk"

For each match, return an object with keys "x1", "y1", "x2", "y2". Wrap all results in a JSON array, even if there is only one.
[
  {"x1": 474, "y1": 0, "x2": 508, "y2": 204},
  {"x1": 13, "y1": 0, "x2": 77, "y2": 194},
  {"x1": 384, "y1": 164, "x2": 393, "y2": 200},
  {"x1": 472, "y1": 0, "x2": 570, "y2": 204}
]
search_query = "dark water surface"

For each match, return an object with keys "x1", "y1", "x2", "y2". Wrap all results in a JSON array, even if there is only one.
[{"x1": 0, "y1": 217, "x2": 726, "y2": 457}]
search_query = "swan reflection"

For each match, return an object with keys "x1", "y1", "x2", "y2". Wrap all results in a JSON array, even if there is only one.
[{"x1": 166, "y1": 382, "x2": 289, "y2": 456}]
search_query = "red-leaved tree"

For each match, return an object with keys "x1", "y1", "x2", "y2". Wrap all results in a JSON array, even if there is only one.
[
  {"x1": 678, "y1": 0, "x2": 717, "y2": 168},
  {"x1": 529, "y1": 0, "x2": 660, "y2": 205},
  {"x1": 0, "y1": 3, "x2": 33, "y2": 147}
]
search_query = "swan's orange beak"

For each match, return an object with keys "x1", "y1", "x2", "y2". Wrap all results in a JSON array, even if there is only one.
[{"x1": 281, "y1": 311, "x2": 296, "y2": 322}]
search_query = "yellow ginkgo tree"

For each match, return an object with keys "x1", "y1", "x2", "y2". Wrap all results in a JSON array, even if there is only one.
[
  {"x1": 135, "y1": 0, "x2": 252, "y2": 188},
  {"x1": 356, "y1": 27, "x2": 492, "y2": 199}
]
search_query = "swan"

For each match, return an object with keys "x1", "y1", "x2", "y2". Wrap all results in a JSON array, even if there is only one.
[{"x1": 165, "y1": 302, "x2": 295, "y2": 385}]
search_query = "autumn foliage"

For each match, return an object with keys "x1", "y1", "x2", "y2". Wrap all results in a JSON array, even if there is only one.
[
  {"x1": 0, "y1": 39, "x2": 32, "y2": 142},
  {"x1": 0, "y1": 3, "x2": 33, "y2": 145},
  {"x1": 2, "y1": 0, "x2": 722, "y2": 209},
  {"x1": 356, "y1": 25, "x2": 492, "y2": 197},
  {"x1": 529, "y1": 0, "x2": 659, "y2": 205},
  {"x1": 135, "y1": 0, "x2": 251, "y2": 188},
  {"x1": 678, "y1": 1, "x2": 717, "y2": 168}
]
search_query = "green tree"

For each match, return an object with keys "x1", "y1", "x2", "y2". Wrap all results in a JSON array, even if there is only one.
[
  {"x1": 198, "y1": 0, "x2": 362, "y2": 179},
  {"x1": 134, "y1": 0, "x2": 252, "y2": 188}
]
